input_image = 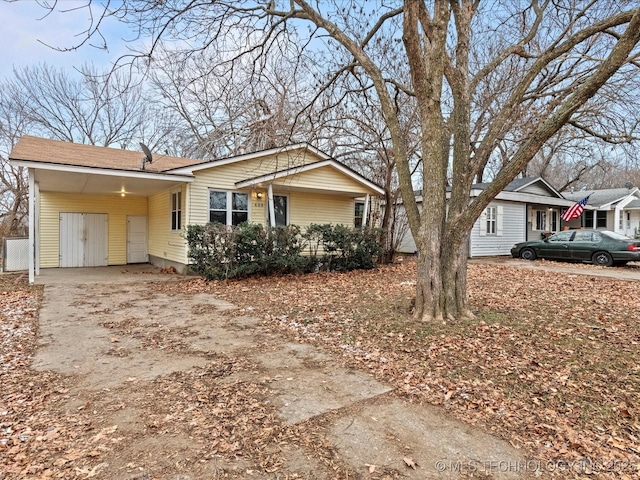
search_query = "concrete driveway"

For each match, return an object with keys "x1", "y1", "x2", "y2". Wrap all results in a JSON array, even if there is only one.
[
  {"x1": 470, "y1": 256, "x2": 640, "y2": 281},
  {"x1": 31, "y1": 265, "x2": 525, "y2": 479}
]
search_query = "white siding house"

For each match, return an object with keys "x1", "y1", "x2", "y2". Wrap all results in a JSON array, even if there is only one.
[
  {"x1": 470, "y1": 201, "x2": 526, "y2": 257},
  {"x1": 397, "y1": 177, "x2": 576, "y2": 257},
  {"x1": 563, "y1": 187, "x2": 640, "y2": 238}
]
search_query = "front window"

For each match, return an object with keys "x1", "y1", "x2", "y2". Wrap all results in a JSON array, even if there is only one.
[
  {"x1": 354, "y1": 202, "x2": 365, "y2": 228},
  {"x1": 584, "y1": 210, "x2": 607, "y2": 228},
  {"x1": 535, "y1": 210, "x2": 546, "y2": 231},
  {"x1": 209, "y1": 191, "x2": 249, "y2": 226},
  {"x1": 486, "y1": 206, "x2": 497, "y2": 235},
  {"x1": 171, "y1": 191, "x2": 182, "y2": 231}
]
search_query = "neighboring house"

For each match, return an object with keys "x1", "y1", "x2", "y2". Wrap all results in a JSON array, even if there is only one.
[
  {"x1": 563, "y1": 187, "x2": 640, "y2": 238},
  {"x1": 9, "y1": 136, "x2": 384, "y2": 281},
  {"x1": 397, "y1": 177, "x2": 576, "y2": 257}
]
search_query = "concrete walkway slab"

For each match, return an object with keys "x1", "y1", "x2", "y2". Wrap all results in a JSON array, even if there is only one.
[{"x1": 32, "y1": 269, "x2": 526, "y2": 478}]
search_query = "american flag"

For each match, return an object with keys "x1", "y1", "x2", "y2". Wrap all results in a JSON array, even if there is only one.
[{"x1": 561, "y1": 194, "x2": 591, "y2": 222}]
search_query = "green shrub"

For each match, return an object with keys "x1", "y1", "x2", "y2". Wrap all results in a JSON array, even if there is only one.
[
  {"x1": 305, "y1": 223, "x2": 381, "y2": 271},
  {"x1": 186, "y1": 222, "x2": 381, "y2": 280}
]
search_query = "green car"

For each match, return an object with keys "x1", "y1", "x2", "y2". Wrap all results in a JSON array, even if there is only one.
[{"x1": 510, "y1": 230, "x2": 640, "y2": 266}]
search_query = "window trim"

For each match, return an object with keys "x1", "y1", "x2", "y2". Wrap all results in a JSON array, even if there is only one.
[
  {"x1": 208, "y1": 189, "x2": 249, "y2": 226},
  {"x1": 170, "y1": 190, "x2": 182, "y2": 232}
]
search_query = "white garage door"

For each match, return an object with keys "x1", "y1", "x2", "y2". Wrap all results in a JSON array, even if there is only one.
[{"x1": 59, "y1": 213, "x2": 108, "y2": 267}]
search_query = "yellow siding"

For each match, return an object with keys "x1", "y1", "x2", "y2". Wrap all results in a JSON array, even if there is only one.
[
  {"x1": 273, "y1": 166, "x2": 368, "y2": 193},
  {"x1": 289, "y1": 191, "x2": 355, "y2": 227},
  {"x1": 148, "y1": 186, "x2": 188, "y2": 265},
  {"x1": 39, "y1": 192, "x2": 147, "y2": 268},
  {"x1": 188, "y1": 150, "x2": 328, "y2": 225}
]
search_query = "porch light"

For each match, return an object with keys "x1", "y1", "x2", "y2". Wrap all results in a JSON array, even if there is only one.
[{"x1": 252, "y1": 191, "x2": 264, "y2": 200}]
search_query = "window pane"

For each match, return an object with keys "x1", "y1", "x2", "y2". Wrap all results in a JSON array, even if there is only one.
[
  {"x1": 549, "y1": 231, "x2": 573, "y2": 242},
  {"x1": 597, "y1": 211, "x2": 607, "y2": 228},
  {"x1": 209, "y1": 211, "x2": 226, "y2": 224},
  {"x1": 274, "y1": 196, "x2": 287, "y2": 226},
  {"x1": 232, "y1": 212, "x2": 248, "y2": 226},
  {"x1": 354, "y1": 202, "x2": 364, "y2": 228},
  {"x1": 210, "y1": 191, "x2": 227, "y2": 210},
  {"x1": 232, "y1": 193, "x2": 248, "y2": 211}
]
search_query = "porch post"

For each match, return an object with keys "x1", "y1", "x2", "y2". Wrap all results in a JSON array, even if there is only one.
[
  {"x1": 267, "y1": 184, "x2": 276, "y2": 228},
  {"x1": 28, "y1": 168, "x2": 35, "y2": 283},
  {"x1": 34, "y1": 180, "x2": 40, "y2": 276},
  {"x1": 362, "y1": 194, "x2": 370, "y2": 227}
]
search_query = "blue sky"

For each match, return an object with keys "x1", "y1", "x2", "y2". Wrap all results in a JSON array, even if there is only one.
[{"x1": 0, "y1": 1, "x2": 135, "y2": 79}]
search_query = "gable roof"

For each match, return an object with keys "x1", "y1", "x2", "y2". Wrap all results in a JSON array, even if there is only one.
[
  {"x1": 9, "y1": 135, "x2": 201, "y2": 172},
  {"x1": 167, "y1": 143, "x2": 332, "y2": 174},
  {"x1": 235, "y1": 159, "x2": 385, "y2": 195},
  {"x1": 9, "y1": 136, "x2": 382, "y2": 197},
  {"x1": 563, "y1": 187, "x2": 640, "y2": 208},
  {"x1": 410, "y1": 176, "x2": 567, "y2": 204},
  {"x1": 470, "y1": 176, "x2": 563, "y2": 197}
]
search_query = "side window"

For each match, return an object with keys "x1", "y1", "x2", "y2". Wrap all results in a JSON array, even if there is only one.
[
  {"x1": 548, "y1": 231, "x2": 574, "y2": 242},
  {"x1": 171, "y1": 191, "x2": 182, "y2": 231},
  {"x1": 573, "y1": 231, "x2": 591, "y2": 242},
  {"x1": 486, "y1": 206, "x2": 497, "y2": 235}
]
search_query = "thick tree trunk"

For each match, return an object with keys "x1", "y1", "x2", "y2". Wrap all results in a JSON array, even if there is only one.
[{"x1": 414, "y1": 225, "x2": 474, "y2": 323}]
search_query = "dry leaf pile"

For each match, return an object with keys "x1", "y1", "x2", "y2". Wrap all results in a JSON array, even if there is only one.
[
  {"x1": 171, "y1": 261, "x2": 640, "y2": 479},
  {"x1": 3, "y1": 261, "x2": 640, "y2": 479},
  {"x1": 0, "y1": 275, "x2": 350, "y2": 479}
]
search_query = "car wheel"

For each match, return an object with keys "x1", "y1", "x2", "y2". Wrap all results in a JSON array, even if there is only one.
[
  {"x1": 592, "y1": 251, "x2": 613, "y2": 267},
  {"x1": 520, "y1": 248, "x2": 536, "y2": 261}
]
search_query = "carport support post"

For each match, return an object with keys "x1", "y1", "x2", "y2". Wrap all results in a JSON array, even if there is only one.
[{"x1": 28, "y1": 168, "x2": 36, "y2": 283}]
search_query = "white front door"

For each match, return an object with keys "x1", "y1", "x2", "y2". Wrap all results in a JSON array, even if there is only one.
[
  {"x1": 127, "y1": 215, "x2": 148, "y2": 263},
  {"x1": 59, "y1": 213, "x2": 108, "y2": 267}
]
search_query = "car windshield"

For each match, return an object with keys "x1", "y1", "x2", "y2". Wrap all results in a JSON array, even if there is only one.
[{"x1": 604, "y1": 231, "x2": 632, "y2": 240}]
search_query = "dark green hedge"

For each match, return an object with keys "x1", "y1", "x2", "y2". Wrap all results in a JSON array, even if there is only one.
[{"x1": 186, "y1": 222, "x2": 381, "y2": 280}]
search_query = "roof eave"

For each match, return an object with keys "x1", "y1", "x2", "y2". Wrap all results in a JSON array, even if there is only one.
[{"x1": 11, "y1": 159, "x2": 195, "y2": 183}]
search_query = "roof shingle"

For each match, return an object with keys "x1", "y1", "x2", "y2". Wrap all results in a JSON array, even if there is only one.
[{"x1": 9, "y1": 136, "x2": 203, "y2": 172}]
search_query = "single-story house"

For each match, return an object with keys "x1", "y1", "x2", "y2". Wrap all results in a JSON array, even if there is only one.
[
  {"x1": 397, "y1": 177, "x2": 577, "y2": 256},
  {"x1": 563, "y1": 187, "x2": 640, "y2": 238},
  {"x1": 9, "y1": 136, "x2": 384, "y2": 282}
]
